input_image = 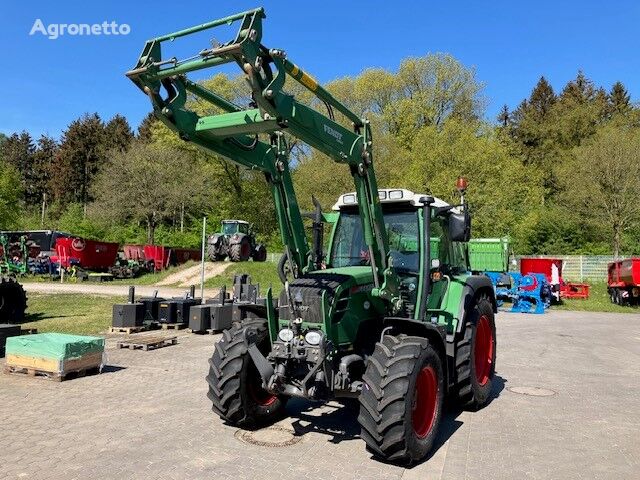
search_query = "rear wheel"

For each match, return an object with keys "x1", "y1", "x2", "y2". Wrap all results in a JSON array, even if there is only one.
[
  {"x1": 358, "y1": 335, "x2": 444, "y2": 464},
  {"x1": 252, "y1": 244, "x2": 267, "y2": 262},
  {"x1": 229, "y1": 237, "x2": 251, "y2": 262},
  {"x1": 455, "y1": 295, "x2": 496, "y2": 409},
  {"x1": 206, "y1": 319, "x2": 285, "y2": 427}
]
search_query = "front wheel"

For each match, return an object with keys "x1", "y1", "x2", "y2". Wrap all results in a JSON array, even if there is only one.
[
  {"x1": 206, "y1": 320, "x2": 285, "y2": 427},
  {"x1": 358, "y1": 335, "x2": 444, "y2": 464}
]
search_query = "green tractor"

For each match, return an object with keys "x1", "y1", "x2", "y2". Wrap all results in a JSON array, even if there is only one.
[
  {"x1": 127, "y1": 8, "x2": 496, "y2": 463},
  {"x1": 207, "y1": 220, "x2": 267, "y2": 262}
]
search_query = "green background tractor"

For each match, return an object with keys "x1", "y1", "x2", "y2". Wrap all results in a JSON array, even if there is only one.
[{"x1": 207, "y1": 220, "x2": 267, "y2": 262}]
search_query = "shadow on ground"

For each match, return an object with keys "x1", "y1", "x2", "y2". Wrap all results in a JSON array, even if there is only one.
[{"x1": 285, "y1": 373, "x2": 507, "y2": 466}]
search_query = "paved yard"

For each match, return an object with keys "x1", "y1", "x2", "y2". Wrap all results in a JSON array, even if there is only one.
[{"x1": 1, "y1": 310, "x2": 639, "y2": 480}]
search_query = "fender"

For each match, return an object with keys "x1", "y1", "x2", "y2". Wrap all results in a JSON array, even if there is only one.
[
  {"x1": 228, "y1": 232, "x2": 248, "y2": 246},
  {"x1": 456, "y1": 274, "x2": 497, "y2": 334},
  {"x1": 383, "y1": 317, "x2": 450, "y2": 393}
]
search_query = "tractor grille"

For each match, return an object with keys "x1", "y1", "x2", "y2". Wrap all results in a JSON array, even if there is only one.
[{"x1": 278, "y1": 273, "x2": 349, "y2": 324}]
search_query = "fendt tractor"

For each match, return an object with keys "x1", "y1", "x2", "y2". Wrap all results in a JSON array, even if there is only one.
[
  {"x1": 207, "y1": 220, "x2": 267, "y2": 262},
  {"x1": 127, "y1": 8, "x2": 497, "y2": 463}
]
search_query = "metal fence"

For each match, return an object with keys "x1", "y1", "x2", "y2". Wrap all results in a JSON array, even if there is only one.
[{"x1": 516, "y1": 255, "x2": 615, "y2": 282}]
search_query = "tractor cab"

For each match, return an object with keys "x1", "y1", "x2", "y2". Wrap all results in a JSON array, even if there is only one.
[
  {"x1": 326, "y1": 188, "x2": 470, "y2": 318},
  {"x1": 221, "y1": 220, "x2": 250, "y2": 236}
]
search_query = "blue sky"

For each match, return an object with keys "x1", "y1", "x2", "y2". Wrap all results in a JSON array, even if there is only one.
[{"x1": 2, "y1": 1, "x2": 639, "y2": 139}]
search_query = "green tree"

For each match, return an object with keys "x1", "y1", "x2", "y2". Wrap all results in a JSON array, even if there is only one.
[
  {"x1": 561, "y1": 126, "x2": 640, "y2": 257},
  {"x1": 53, "y1": 113, "x2": 106, "y2": 206},
  {"x1": 0, "y1": 160, "x2": 22, "y2": 228},
  {"x1": 0, "y1": 131, "x2": 36, "y2": 204},
  {"x1": 93, "y1": 142, "x2": 210, "y2": 244},
  {"x1": 608, "y1": 81, "x2": 631, "y2": 116},
  {"x1": 105, "y1": 114, "x2": 134, "y2": 152}
]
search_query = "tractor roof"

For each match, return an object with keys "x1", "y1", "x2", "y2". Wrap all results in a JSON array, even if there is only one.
[
  {"x1": 221, "y1": 220, "x2": 249, "y2": 225},
  {"x1": 332, "y1": 188, "x2": 454, "y2": 211}
]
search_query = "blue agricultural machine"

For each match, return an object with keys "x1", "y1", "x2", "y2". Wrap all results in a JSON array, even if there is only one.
[{"x1": 469, "y1": 238, "x2": 551, "y2": 314}]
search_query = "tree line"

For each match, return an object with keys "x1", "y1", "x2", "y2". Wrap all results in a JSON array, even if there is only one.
[{"x1": 0, "y1": 54, "x2": 638, "y2": 256}]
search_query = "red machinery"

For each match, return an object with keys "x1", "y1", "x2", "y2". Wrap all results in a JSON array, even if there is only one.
[
  {"x1": 136, "y1": 245, "x2": 201, "y2": 271},
  {"x1": 608, "y1": 258, "x2": 640, "y2": 305},
  {"x1": 520, "y1": 258, "x2": 590, "y2": 301},
  {"x1": 52, "y1": 237, "x2": 119, "y2": 271}
]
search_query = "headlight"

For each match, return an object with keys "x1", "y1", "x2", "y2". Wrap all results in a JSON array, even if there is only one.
[
  {"x1": 304, "y1": 330, "x2": 322, "y2": 346},
  {"x1": 278, "y1": 328, "x2": 294, "y2": 342}
]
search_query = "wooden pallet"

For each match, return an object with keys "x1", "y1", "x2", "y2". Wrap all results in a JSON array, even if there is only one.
[
  {"x1": 109, "y1": 325, "x2": 147, "y2": 334},
  {"x1": 3, "y1": 352, "x2": 103, "y2": 382},
  {"x1": 116, "y1": 335, "x2": 177, "y2": 351},
  {"x1": 160, "y1": 323, "x2": 186, "y2": 330},
  {"x1": 188, "y1": 329, "x2": 219, "y2": 335},
  {"x1": 20, "y1": 328, "x2": 38, "y2": 335}
]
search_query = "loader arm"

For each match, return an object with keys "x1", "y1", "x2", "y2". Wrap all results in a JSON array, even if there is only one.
[{"x1": 126, "y1": 7, "x2": 400, "y2": 306}]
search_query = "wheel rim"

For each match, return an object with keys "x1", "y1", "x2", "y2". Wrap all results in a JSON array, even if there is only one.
[
  {"x1": 474, "y1": 315, "x2": 494, "y2": 386},
  {"x1": 412, "y1": 366, "x2": 438, "y2": 439},
  {"x1": 241, "y1": 241, "x2": 251, "y2": 259}
]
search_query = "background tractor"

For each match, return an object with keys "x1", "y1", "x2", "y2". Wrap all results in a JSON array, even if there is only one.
[
  {"x1": 128, "y1": 8, "x2": 497, "y2": 464},
  {"x1": 207, "y1": 220, "x2": 267, "y2": 262}
]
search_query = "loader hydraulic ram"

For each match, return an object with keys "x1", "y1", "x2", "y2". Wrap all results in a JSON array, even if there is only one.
[{"x1": 127, "y1": 7, "x2": 497, "y2": 464}]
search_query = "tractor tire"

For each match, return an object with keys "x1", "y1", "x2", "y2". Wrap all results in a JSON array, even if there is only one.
[
  {"x1": 277, "y1": 253, "x2": 298, "y2": 284},
  {"x1": 252, "y1": 244, "x2": 267, "y2": 262},
  {"x1": 0, "y1": 276, "x2": 27, "y2": 323},
  {"x1": 454, "y1": 294, "x2": 496, "y2": 410},
  {"x1": 229, "y1": 237, "x2": 251, "y2": 262},
  {"x1": 207, "y1": 244, "x2": 226, "y2": 262},
  {"x1": 206, "y1": 319, "x2": 285, "y2": 427},
  {"x1": 358, "y1": 335, "x2": 444, "y2": 464}
]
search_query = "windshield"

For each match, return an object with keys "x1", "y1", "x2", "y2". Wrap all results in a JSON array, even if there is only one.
[
  {"x1": 330, "y1": 210, "x2": 441, "y2": 273},
  {"x1": 222, "y1": 223, "x2": 238, "y2": 235}
]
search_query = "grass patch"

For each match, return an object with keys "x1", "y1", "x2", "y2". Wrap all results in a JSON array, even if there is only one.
[
  {"x1": 556, "y1": 282, "x2": 638, "y2": 314},
  {"x1": 21, "y1": 294, "x2": 117, "y2": 335},
  {"x1": 18, "y1": 261, "x2": 199, "y2": 286},
  {"x1": 204, "y1": 261, "x2": 281, "y2": 293}
]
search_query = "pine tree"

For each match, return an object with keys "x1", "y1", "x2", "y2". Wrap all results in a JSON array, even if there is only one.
[
  {"x1": 529, "y1": 76, "x2": 556, "y2": 118},
  {"x1": 105, "y1": 114, "x2": 134, "y2": 152},
  {"x1": 560, "y1": 70, "x2": 595, "y2": 104},
  {"x1": 137, "y1": 112, "x2": 158, "y2": 143},
  {"x1": 32, "y1": 135, "x2": 58, "y2": 206},
  {"x1": 54, "y1": 113, "x2": 106, "y2": 206},
  {"x1": 0, "y1": 131, "x2": 36, "y2": 204},
  {"x1": 609, "y1": 81, "x2": 631, "y2": 115},
  {"x1": 497, "y1": 104, "x2": 510, "y2": 127}
]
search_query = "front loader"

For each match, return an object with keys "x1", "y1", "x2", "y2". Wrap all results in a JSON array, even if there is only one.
[{"x1": 127, "y1": 7, "x2": 497, "y2": 463}]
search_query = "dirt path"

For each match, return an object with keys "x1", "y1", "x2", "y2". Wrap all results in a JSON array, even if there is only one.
[
  {"x1": 155, "y1": 261, "x2": 231, "y2": 287},
  {"x1": 21, "y1": 283, "x2": 219, "y2": 298}
]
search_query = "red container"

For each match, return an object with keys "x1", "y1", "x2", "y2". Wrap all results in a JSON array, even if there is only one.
[
  {"x1": 123, "y1": 244, "x2": 146, "y2": 262},
  {"x1": 520, "y1": 258, "x2": 563, "y2": 285},
  {"x1": 143, "y1": 245, "x2": 172, "y2": 271},
  {"x1": 54, "y1": 237, "x2": 119, "y2": 271},
  {"x1": 172, "y1": 248, "x2": 201, "y2": 263},
  {"x1": 608, "y1": 258, "x2": 640, "y2": 288}
]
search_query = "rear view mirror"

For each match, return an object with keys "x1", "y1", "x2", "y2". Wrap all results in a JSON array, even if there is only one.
[{"x1": 449, "y1": 210, "x2": 471, "y2": 242}]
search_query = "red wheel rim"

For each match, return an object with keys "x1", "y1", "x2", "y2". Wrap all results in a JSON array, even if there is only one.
[
  {"x1": 248, "y1": 362, "x2": 277, "y2": 407},
  {"x1": 474, "y1": 315, "x2": 494, "y2": 386},
  {"x1": 412, "y1": 366, "x2": 438, "y2": 439},
  {"x1": 241, "y1": 241, "x2": 251, "y2": 258}
]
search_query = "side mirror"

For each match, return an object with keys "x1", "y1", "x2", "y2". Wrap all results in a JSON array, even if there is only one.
[{"x1": 449, "y1": 210, "x2": 471, "y2": 242}]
